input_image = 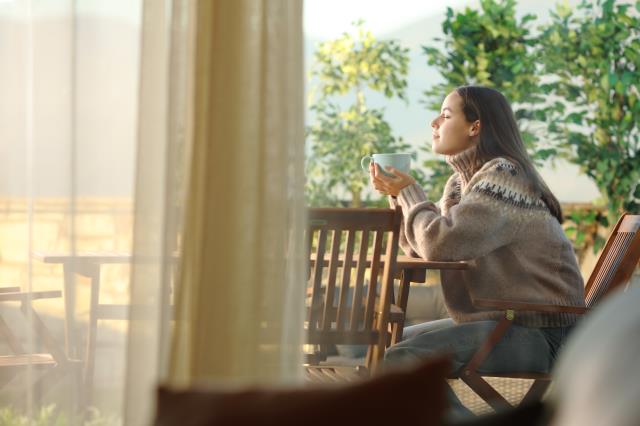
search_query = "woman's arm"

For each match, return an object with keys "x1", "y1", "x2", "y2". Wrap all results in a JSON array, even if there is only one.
[
  {"x1": 381, "y1": 170, "x2": 461, "y2": 258},
  {"x1": 397, "y1": 161, "x2": 529, "y2": 261},
  {"x1": 388, "y1": 195, "x2": 421, "y2": 258}
]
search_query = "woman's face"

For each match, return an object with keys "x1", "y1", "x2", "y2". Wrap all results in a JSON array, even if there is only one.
[{"x1": 430, "y1": 91, "x2": 480, "y2": 155}]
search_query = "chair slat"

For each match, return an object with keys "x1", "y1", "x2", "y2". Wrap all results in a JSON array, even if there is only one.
[
  {"x1": 0, "y1": 354, "x2": 56, "y2": 367},
  {"x1": 305, "y1": 227, "x2": 316, "y2": 280},
  {"x1": 587, "y1": 232, "x2": 633, "y2": 307},
  {"x1": 350, "y1": 230, "x2": 369, "y2": 331},
  {"x1": 587, "y1": 233, "x2": 627, "y2": 306},
  {"x1": 584, "y1": 214, "x2": 639, "y2": 301},
  {"x1": 336, "y1": 229, "x2": 356, "y2": 331},
  {"x1": 364, "y1": 230, "x2": 384, "y2": 332},
  {"x1": 309, "y1": 228, "x2": 328, "y2": 328},
  {"x1": 586, "y1": 233, "x2": 625, "y2": 304},
  {"x1": 598, "y1": 234, "x2": 630, "y2": 293},
  {"x1": 305, "y1": 207, "x2": 402, "y2": 376},
  {"x1": 322, "y1": 229, "x2": 342, "y2": 331}
]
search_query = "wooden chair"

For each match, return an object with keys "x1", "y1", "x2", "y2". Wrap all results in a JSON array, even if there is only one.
[
  {"x1": 305, "y1": 207, "x2": 401, "y2": 381},
  {"x1": 0, "y1": 287, "x2": 82, "y2": 406},
  {"x1": 457, "y1": 213, "x2": 640, "y2": 413}
]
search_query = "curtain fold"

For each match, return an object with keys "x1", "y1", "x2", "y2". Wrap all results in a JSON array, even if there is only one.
[
  {"x1": 0, "y1": 0, "x2": 303, "y2": 423},
  {"x1": 1, "y1": 1, "x2": 142, "y2": 424},
  {"x1": 124, "y1": 0, "x2": 195, "y2": 424},
  {"x1": 169, "y1": 0, "x2": 306, "y2": 385}
]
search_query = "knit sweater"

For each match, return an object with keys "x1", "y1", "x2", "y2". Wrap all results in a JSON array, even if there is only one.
[{"x1": 390, "y1": 146, "x2": 585, "y2": 327}]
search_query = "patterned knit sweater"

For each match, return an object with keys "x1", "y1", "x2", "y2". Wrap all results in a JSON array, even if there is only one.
[{"x1": 391, "y1": 146, "x2": 585, "y2": 327}]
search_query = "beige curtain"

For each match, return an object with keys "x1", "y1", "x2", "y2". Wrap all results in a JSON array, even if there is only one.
[
  {"x1": 0, "y1": 0, "x2": 305, "y2": 424},
  {"x1": 169, "y1": 0, "x2": 306, "y2": 385},
  {"x1": 1, "y1": 0, "x2": 143, "y2": 424},
  {"x1": 124, "y1": 0, "x2": 195, "y2": 424}
]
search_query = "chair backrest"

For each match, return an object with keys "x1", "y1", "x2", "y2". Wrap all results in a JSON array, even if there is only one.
[
  {"x1": 305, "y1": 207, "x2": 401, "y2": 372},
  {"x1": 584, "y1": 214, "x2": 640, "y2": 308}
]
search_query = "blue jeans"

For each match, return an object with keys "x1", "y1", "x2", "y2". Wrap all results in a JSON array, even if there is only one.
[{"x1": 384, "y1": 318, "x2": 573, "y2": 420}]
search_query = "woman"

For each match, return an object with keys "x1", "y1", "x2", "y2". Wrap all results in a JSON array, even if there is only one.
[{"x1": 369, "y1": 86, "x2": 584, "y2": 419}]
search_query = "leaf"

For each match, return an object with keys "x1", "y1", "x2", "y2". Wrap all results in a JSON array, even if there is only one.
[
  {"x1": 592, "y1": 235, "x2": 605, "y2": 254},
  {"x1": 306, "y1": 22, "x2": 411, "y2": 206},
  {"x1": 597, "y1": 215, "x2": 609, "y2": 227},
  {"x1": 566, "y1": 112, "x2": 583, "y2": 124}
]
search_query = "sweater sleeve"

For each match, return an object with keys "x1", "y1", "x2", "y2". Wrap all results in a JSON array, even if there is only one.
[
  {"x1": 388, "y1": 194, "x2": 426, "y2": 258},
  {"x1": 436, "y1": 173, "x2": 462, "y2": 216},
  {"x1": 396, "y1": 160, "x2": 531, "y2": 261}
]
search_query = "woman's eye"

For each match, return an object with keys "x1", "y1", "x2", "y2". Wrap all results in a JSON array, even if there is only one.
[{"x1": 444, "y1": 115, "x2": 451, "y2": 119}]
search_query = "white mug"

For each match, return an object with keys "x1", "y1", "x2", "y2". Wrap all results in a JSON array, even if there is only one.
[{"x1": 361, "y1": 153, "x2": 411, "y2": 177}]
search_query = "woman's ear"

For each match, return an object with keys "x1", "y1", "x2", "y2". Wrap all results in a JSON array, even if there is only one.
[{"x1": 469, "y1": 120, "x2": 481, "y2": 137}]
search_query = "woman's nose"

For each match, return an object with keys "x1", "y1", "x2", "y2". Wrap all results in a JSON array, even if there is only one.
[{"x1": 431, "y1": 117, "x2": 439, "y2": 129}]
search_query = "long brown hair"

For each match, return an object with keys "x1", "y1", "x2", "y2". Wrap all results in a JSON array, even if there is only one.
[{"x1": 455, "y1": 85, "x2": 563, "y2": 223}]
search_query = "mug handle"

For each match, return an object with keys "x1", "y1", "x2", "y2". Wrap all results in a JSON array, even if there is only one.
[{"x1": 361, "y1": 155, "x2": 372, "y2": 173}]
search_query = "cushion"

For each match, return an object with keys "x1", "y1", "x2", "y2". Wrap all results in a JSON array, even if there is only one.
[
  {"x1": 154, "y1": 356, "x2": 449, "y2": 426},
  {"x1": 548, "y1": 288, "x2": 640, "y2": 426}
]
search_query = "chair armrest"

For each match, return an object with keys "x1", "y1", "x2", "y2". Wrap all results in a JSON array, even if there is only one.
[
  {"x1": 0, "y1": 290, "x2": 62, "y2": 302},
  {"x1": 472, "y1": 298, "x2": 588, "y2": 315}
]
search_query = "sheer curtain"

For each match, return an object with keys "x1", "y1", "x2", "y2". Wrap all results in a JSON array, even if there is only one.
[
  {"x1": 0, "y1": 0, "x2": 141, "y2": 423},
  {"x1": 168, "y1": 0, "x2": 306, "y2": 385},
  {"x1": 0, "y1": 0, "x2": 304, "y2": 424},
  {"x1": 127, "y1": 0, "x2": 306, "y2": 421},
  {"x1": 123, "y1": 0, "x2": 193, "y2": 424}
]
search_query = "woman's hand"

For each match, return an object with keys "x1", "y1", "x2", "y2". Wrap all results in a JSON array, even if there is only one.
[{"x1": 369, "y1": 162, "x2": 416, "y2": 197}]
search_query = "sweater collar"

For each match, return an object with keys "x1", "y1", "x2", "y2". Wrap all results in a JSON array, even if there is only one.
[{"x1": 445, "y1": 144, "x2": 485, "y2": 189}]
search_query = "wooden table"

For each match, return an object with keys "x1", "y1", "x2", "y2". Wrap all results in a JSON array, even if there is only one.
[
  {"x1": 394, "y1": 256, "x2": 470, "y2": 343},
  {"x1": 33, "y1": 250, "x2": 177, "y2": 405},
  {"x1": 33, "y1": 251, "x2": 141, "y2": 405},
  {"x1": 310, "y1": 254, "x2": 470, "y2": 344},
  {"x1": 34, "y1": 250, "x2": 470, "y2": 378},
  {"x1": 32, "y1": 251, "x2": 132, "y2": 357}
]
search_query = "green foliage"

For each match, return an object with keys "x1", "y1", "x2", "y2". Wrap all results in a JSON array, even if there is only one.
[
  {"x1": 420, "y1": 0, "x2": 555, "y2": 198},
  {"x1": 563, "y1": 206, "x2": 609, "y2": 259},
  {"x1": 310, "y1": 20, "x2": 409, "y2": 103},
  {"x1": 306, "y1": 103, "x2": 411, "y2": 207},
  {"x1": 539, "y1": 0, "x2": 640, "y2": 218},
  {"x1": 0, "y1": 405, "x2": 62, "y2": 426},
  {"x1": 306, "y1": 21, "x2": 412, "y2": 207},
  {"x1": 0, "y1": 405, "x2": 120, "y2": 426}
]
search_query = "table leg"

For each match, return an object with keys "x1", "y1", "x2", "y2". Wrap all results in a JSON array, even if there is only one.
[
  {"x1": 62, "y1": 264, "x2": 78, "y2": 358},
  {"x1": 84, "y1": 264, "x2": 101, "y2": 407},
  {"x1": 398, "y1": 270, "x2": 412, "y2": 316},
  {"x1": 62, "y1": 261, "x2": 100, "y2": 409},
  {"x1": 391, "y1": 269, "x2": 413, "y2": 345}
]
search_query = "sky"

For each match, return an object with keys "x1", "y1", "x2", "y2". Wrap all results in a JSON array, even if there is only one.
[
  {"x1": 0, "y1": 0, "x2": 141, "y2": 22},
  {"x1": 304, "y1": 0, "x2": 471, "y2": 39}
]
